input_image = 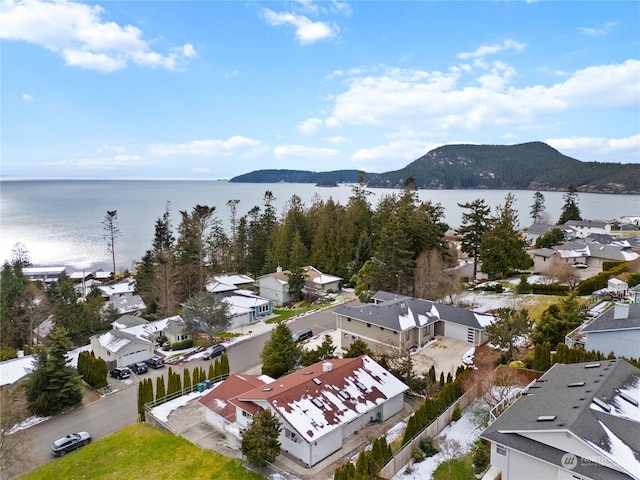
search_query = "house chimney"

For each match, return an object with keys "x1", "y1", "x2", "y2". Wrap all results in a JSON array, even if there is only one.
[
  {"x1": 322, "y1": 361, "x2": 333, "y2": 372},
  {"x1": 613, "y1": 303, "x2": 630, "y2": 320},
  {"x1": 276, "y1": 265, "x2": 282, "y2": 273}
]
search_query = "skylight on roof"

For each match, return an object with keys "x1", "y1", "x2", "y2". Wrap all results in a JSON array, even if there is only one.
[
  {"x1": 338, "y1": 390, "x2": 350, "y2": 400},
  {"x1": 592, "y1": 397, "x2": 611, "y2": 412},
  {"x1": 619, "y1": 391, "x2": 639, "y2": 407},
  {"x1": 568, "y1": 382, "x2": 585, "y2": 387},
  {"x1": 536, "y1": 415, "x2": 557, "y2": 422},
  {"x1": 356, "y1": 381, "x2": 367, "y2": 391},
  {"x1": 585, "y1": 363, "x2": 601, "y2": 369},
  {"x1": 313, "y1": 378, "x2": 322, "y2": 385},
  {"x1": 262, "y1": 388, "x2": 273, "y2": 392},
  {"x1": 312, "y1": 398, "x2": 324, "y2": 408}
]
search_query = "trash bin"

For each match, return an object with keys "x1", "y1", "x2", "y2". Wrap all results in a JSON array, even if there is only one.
[
  {"x1": 205, "y1": 379, "x2": 211, "y2": 389},
  {"x1": 196, "y1": 383, "x2": 204, "y2": 393}
]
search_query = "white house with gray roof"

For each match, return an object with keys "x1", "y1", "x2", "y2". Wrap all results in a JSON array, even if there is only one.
[
  {"x1": 564, "y1": 220, "x2": 612, "y2": 238},
  {"x1": 481, "y1": 359, "x2": 640, "y2": 480},
  {"x1": 334, "y1": 292, "x2": 495, "y2": 353},
  {"x1": 579, "y1": 303, "x2": 640, "y2": 359}
]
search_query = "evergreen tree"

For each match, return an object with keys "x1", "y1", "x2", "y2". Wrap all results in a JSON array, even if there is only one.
[
  {"x1": 183, "y1": 368, "x2": 192, "y2": 392},
  {"x1": 102, "y1": 209, "x2": 120, "y2": 274},
  {"x1": 156, "y1": 375, "x2": 166, "y2": 403},
  {"x1": 529, "y1": 191, "x2": 546, "y2": 224},
  {"x1": 343, "y1": 338, "x2": 373, "y2": 358},
  {"x1": 557, "y1": 184, "x2": 582, "y2": 224},
  {"x1": 24, "y1": 327, "x2": 83, "y2": 415},
  {"x1": 241, "y1": 409, "x2": 282, "y2": 467},
  {"x1": 182, "y1": 292, "x2": 231, "y2": 344},
  {"x1": 208, "y1": 363, "x2": 215, "y2": 381},
  {"x1": 531, "y1": 296, "x2": 585, "y2": 346},
  {"x1": 479, "y1": 193, "x2": 532, "y2": 278},
  {"x1": 220, "y1": 352, "x2": 230, "y2": 376},
  {"x1": 535, "y1": 228, "x2": 565, "y2": 248},
  {"x1": 457, "y1": 198, "x2": 491, "y2": 279},
  {"x1": 485, "y1": 308, "x2": 532, "y2": 360},
  {"x1": 261, "y1": 323, "x2": 301, "y2": 378}
]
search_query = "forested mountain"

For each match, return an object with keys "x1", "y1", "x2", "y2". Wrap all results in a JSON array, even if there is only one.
[
  {"x1": 230, "y1": 142, "x2": 640, "y2": 194},
  {"x1": 229, "y1": 169, "x2": 378, "y2": 184}
]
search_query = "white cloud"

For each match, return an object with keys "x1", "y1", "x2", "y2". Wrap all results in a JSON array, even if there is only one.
[
  {"x1": 261, "y1": 8, "x2": 337, "y2": 45},
  {"x1": 225, "y1": 69, "x2": 239, "y2": 78},
  {"x1": 546, "y1": 134, "x2": 640, "y2": 163},
  {"x1": 0, "y1": 0, "x2": 196, "y2": 72},
  {"x1": 21, "y1": 93, "x2": 34, "y2": 101},
  {"x1": 48, "y1": 154, "x2": 145, "y2": 169},
  {"x1": 457, "y1": 39, "x2": 526, "y2": 59},
  {"x1": 351, "y1": 138, "x2": 437, "y2": 166},
  {"x1": 578, "y1": 22, "x2": 617, "y2": 36},
  {"x1": 323, "y1": 59, "x2": 640, "y2": 133},
  {"x1": 326, "y1": 135, "x2": 349, "y2": 144},
  {"x1": 96, "y1": 144, "x2": 126, "y2": 154},
  {"x1": 297, "y1": 117, "x2": 323, "y2": 135},
  {"x1": 148, "y1": 136, "x2": 264, "y2": 158},
  {"x1": 331, "y1": 1, "x2": 352, "y2": 16},
  {"x1": 273, "y1": 144, "x2": 341, "y2": 160}
]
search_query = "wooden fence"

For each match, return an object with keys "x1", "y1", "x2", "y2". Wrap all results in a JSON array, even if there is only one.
[{"x1": 378, "y1": 386, "x2": 480, "y2": 479}]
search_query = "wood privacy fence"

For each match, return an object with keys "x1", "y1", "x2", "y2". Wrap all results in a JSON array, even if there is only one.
[{"x1": 378, "y1": 385, "x2": 480, "y2": 479}]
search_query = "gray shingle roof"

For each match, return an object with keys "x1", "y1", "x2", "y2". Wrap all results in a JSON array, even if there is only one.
[
  {"x1": 334, "y1": 296, "x2": 494, "y2": 331},
  {"x1": 481, "y1": 360, "x2": 640, "y2": 479},
  {"x1": 583, "y1": 303, "x2": 640, "y2": 333}
]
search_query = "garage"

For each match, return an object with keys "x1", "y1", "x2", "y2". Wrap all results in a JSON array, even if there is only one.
[{"x1": 121, "y1": 349, "x2": 150, "y2": 366}]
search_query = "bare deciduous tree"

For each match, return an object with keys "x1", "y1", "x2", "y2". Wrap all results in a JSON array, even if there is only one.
[
  {"x1": 0, "y1": 386, "x2": 33, "y2": 478},
  {"x1": 544, "y1": 256, "x2": 581, "y2": 289},
  {"x1": 437, "y1": 438, "x2": 462, "y2": 475},
  {"x1": 414, "y1": 249, "x2": 456, "y2": 301}
]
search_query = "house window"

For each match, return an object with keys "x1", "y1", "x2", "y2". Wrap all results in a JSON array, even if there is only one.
[
  {"x1": 285, "y1": 428, "x2": 300, "y2": 443},
  {"x1": 423, "y1": 325, "x2": 430, "y2": 335},
  {"x1": 347, "y1": 318, "x2": 351, "y2": 322},
  {"x1": 496, "y1": 444, "x2": 507, "y2": 456},
  {"x1": 405, "y1": 331, "x2": 410, "y2": 340},
  {"x1": 367, "y1": 323, "x2": 371, "y2": 328},
  {"x1": 241, "y1": 410, "x2": 251, "y2": 418}
]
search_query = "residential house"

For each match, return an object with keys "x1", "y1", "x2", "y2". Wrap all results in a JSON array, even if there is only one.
[
  {"x1": 0, "y1": 355, "x2": 36, "y2": 390},
  {"x1": 481, "y1": 359, "x2": 640, "y2": 480},
  {"x1": 528, "y1": 241, "x2": 639, "y2": 274},
  {"x1": 91, "y1": 315, "x2": 190, "y2": 367},
  {"x1": 97, "y1": 280, "x2": 137, "y2": 302},
  {"x1": 257, "y1": 265, "x2": 342, "y2": 306},
  {"x1": 579, "y1": 303, "x2": 640, "y2": 359},
  {"x1": 334, "y1": 293, "x2": 495, "y2": 353},
  {"x1": 564, "y1": 220, "x2": 612, "y2": 238},
  {"x1": 525, "y1": 223, "x2": 557, "y2": 244},
  {"x1": 206, "y1": 276, "x2": 273, "y2": 329},
  {"x1": 630, "y1": 285, "x2": 640, "y2": 304},
  {"x1": 22, "y1": 266, "x2": 66, "y2": 284},
  {"x1": 199, "y1": 355, "x2": 409, "y2": 467},
  {"x1": 214, "y1": 273, "x2": 255, "y2": 289}
]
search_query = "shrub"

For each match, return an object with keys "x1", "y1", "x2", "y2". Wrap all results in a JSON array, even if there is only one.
[
  {"x1": 420, "y1": 436, "x2": 438, "y2": 457},
  {"x1": 451, "y1": 404, "x2": 461, "y2": 421},
  {"x1": 412, "y1": 448, "x2": 426, "y2": 463},
  {"x1": 472, "y1": 439, "x2": 490, "y2": 474},
  {"x1": 171, "y1": 339, "x2": 194, "y2": 350}
]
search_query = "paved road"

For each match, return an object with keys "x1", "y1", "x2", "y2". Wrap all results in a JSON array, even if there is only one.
[{"x1": 11, "y1": 303, "x2": 351, "y2": 479}]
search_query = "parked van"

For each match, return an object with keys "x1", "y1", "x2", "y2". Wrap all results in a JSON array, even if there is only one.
[{"x1": 292, "y1": 328, "x2": 313, "y2": 343}]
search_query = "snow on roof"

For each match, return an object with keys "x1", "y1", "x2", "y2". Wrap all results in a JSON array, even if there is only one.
[
  {"x1": 242, "y1": 355, "x2": 408, "y2": 444},
  {"x1": 609, "y1": 377, "x2": 640, "y2": 423},
  {"x1": 0, "y1": 355, "x2": 36, "y2": 386},
  {"x1": 398, "y1": 307, "x2": 415, "y2": 331},
  {"x1": 206, "y1": 281, "x2": 237, "y2": 293},
  {"x1": 474, "y1": 312, "x2": 495, "y2": 328},
  {"x1": 98, "y1": 281, "x2": 135, "y2": 296},
  {"x1": 587, "y1": 420, "x2": 640, "y2": 479},
  {"x1": 97, "y1": 331, "x2": 134, "y2": 353},
  {"x1": 214, "y1": 274, "x2": 255, "y2": 285}
]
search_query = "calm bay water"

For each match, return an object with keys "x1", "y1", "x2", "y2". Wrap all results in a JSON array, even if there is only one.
[{"x1": 1, "y1": 180, "x2": 637, "y2": 272}]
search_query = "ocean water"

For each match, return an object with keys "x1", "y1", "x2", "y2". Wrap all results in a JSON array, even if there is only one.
[{"x1": 1, "y1": 180, "x2": 637, "y2": 272}]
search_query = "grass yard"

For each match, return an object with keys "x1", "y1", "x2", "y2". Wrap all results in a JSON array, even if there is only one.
[
  {"x1": 19, "y1": 423, "x2": 262, "y2": 480},
  {"x1": 432, "y1": 453, "x2": 474, "y2": 480}
]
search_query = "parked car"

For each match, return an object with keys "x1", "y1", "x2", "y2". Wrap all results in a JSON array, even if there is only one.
[
  {"x1": 145, "y1": 356, "x2": 165, "y2": 369},
  {"x1": 573, "y1": 262, "x2": 588, "y2": 269},
  {"x1": 51, "y1": 431, "x2": 92, "y2": 457},
  {"x1": 292, "y1": 328, "x2": 313, "y2": 343},
  {"x1": 129, "y1": 362, "x2": 148, "y2": 374},
  {"x1": 204, "y1": 344, "x2": 226, "y2": 360},
  {"x1": 109, "y1": 367, "x2": 131, "y2": 380}
]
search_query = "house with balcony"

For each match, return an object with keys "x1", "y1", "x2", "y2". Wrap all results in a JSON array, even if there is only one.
[{"x1": 257, "y1": 265, "x2": 342, "y2": 306}]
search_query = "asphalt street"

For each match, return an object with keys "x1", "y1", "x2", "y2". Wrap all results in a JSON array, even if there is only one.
[{"x1": 10, "y1": 303, "x2": 346, "y2": 479}]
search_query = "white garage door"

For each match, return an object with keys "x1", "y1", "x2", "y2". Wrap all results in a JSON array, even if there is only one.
[{"x1": 121, "y1": 349, "x2": 149, "y2": 366}]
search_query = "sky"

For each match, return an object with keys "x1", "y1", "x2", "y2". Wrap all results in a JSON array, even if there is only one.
[{"x1": 1, "y1": 0, "x2": 639, "y2": 180}]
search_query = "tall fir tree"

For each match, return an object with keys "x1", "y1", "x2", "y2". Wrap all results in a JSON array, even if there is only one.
[
  {"x1": 261, "y1": 323, "x2": 301, "y2": 378},
  {"x1": 529, "y1": 191, "x2": 546, "y2": 224},
  {"x1": 557, "y1": 184, "x2": 582, "y2": 225},
  {"x1": 457, "y1": 198, "x2": 491, "y2": 279}
]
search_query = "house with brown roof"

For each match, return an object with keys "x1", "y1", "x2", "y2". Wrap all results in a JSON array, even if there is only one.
[{"x1": 199, "y1": 355, "x2": 408, "y2": 467}]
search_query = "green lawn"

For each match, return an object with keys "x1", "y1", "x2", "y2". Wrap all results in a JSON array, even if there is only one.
[
  {"x1": 19, "y1": 423, "x2": 262, "y2": 480},
  {"x1": 432, "y1": 454, "x2": 475, "y2": 480}
]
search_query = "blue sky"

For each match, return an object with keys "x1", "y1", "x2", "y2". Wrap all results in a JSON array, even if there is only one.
[{"x1": 1, "y1": 0, "x2": 639, "y2": 180}]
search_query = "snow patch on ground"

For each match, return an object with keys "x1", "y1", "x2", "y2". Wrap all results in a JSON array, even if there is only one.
[
  {"x1": 392, "y1": 398, "x2": 489, "y2": 480},
  {"x1": 462, "y1": 347, "x2": 475, "y2": 366},
  {"x1": 149, "y1": 388, "x2": 211, "y2": 422},
  {"x1": 386, "y1": 421, "x2": 407, "y2": 444},
  {"x1": 8, "y1": 415, "x2": 50, "y2": 434}
]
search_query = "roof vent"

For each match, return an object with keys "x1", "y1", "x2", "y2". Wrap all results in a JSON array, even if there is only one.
[
  {"x1": 322, "y1": 362, "x2": 333, "y2": 372},
  {"x1": 613, "y1": 303, "x2": 630, "y2": 320},
  {"x1": 585, "y1": 363, "x2": 601, "y2": 369},
  {"x1": 303, "y1": 371, "x2": 313, "y2": 375},
  {"x1": 536, "y1": 415, "x2": 556, "y2": 422},
  {"x1": 592, "y1": 398, "x2": 611, "y2": 412},
  {"x1": 568, "y1": 382, "x2": 585, "y2": 387},
  {"x1": 262, "y1": 388, "x2": 273, "y2": 392}
]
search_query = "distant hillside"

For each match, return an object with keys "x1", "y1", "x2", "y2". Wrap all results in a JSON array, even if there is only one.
[
  {"x1": 229, "y1": 169, "x2": 378, "y2": 184},
  {"x1": 229, "y1": 143, "x2": 640, "y2": 194},
  {"x1": 367, "y1": 142, "x2": 640, "y2": 194}
]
